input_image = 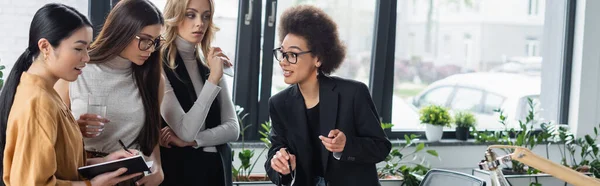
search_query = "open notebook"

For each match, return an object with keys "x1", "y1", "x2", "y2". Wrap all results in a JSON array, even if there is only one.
[{"x1": 78, "y1": 155, "x2": 153, "y2": 179}]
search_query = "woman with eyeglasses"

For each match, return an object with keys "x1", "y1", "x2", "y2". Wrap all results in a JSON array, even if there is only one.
[
  {"x1": 157, "y1": 0, "x2": 239, "y2": 185},
  {"x1": 0, "y1": 3, "x2": 144, "y2": 186},
  {"x1": 265, "y1": 5, "x2": 391, "y2": 186},
  {"x1": 54, "y1": 0, "x2": 165, "y2": 185}
]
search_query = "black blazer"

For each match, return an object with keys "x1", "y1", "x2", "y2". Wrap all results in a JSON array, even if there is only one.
[{"x1": 265, "y1": 75, "x2": 392, "y2": 186}]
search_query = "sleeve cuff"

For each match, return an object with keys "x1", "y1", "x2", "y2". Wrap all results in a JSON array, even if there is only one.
[
  {"x1": 192, "y1": 139, "x2": 202, "y2": 149},
  {"x1": 333, "y1": 152, "x2": 342, "y2": 160}
]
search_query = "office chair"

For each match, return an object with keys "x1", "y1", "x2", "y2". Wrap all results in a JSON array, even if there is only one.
[{"x1": 420, "y1": 169, "x2": 486, "y2": 186}]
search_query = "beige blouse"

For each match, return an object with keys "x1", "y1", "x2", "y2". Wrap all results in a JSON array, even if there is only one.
[{"x1": 3, "y1": 72, "x2": 86, "y2": 186}]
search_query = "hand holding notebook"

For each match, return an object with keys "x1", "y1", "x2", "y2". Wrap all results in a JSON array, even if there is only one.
[
  {"x1": 78, "y1": 140, "x2": 152, "y2": 179},
  {"x1": 78, "y1": 154, "x2": 152, "y2": 179}
]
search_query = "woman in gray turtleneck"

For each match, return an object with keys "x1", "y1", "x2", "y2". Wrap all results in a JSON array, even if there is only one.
[
  {"x1": 158, "y1": 0, "x2": 240, "y2": 185},
  {"x1": 55, "y1": 0, "x2": 166, "y2": 185}
]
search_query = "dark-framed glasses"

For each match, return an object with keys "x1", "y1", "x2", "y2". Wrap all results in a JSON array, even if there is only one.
[
  {"x1": 135, "y1": 35, "x2": 165, "y2": 51},
  {"x1": 273, "y1": 47, "x2": 312, "y2": 64}
]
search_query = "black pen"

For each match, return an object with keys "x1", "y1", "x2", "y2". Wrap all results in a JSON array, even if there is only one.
[
  {"x1": 285, "y1": 149, "x2": 293, "y2": 172},
  {"x1": 118, "y1": 139, "x2": 133, "y2": 154}
]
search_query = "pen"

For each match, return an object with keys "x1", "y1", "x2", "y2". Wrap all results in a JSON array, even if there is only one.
[
  {"x1": 285, "y1": 149, "x2": 293, "y2": 172},
  {"x1": 118, "y1": 139, "x2": 133, "y2": 154}
]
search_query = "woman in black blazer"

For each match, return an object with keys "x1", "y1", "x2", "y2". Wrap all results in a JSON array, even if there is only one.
[{"x1": 265, "y1": 5, "x2": 392, "y2": 186}]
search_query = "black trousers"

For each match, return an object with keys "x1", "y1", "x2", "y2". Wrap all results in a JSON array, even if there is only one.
[{"x1": 160, "y1": 146, "x2": 225, "y2": 186}]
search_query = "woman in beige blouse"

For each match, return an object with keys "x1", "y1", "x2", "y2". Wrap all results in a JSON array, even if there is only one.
[{"x1": 0, "y1": 3, "x2": 140, "y2": 186}]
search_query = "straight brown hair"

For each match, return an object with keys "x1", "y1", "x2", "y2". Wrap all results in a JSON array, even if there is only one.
[{"x1": 88, "y1": 0, "x2": 164, "y2": 156}]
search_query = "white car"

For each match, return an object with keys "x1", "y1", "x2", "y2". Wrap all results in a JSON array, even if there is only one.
[{"x1": 408, "y1": 72, "x2": 541, "y2": 130}]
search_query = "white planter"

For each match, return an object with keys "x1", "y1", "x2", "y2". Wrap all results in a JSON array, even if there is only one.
[
  {"x1": 380, "y1": 179, "x2": 403, "y2": 186},
  {"x1": 472, "y1": 169, "x2": 592, "y2": 186},
  {"x1": 424, "y1": 124, "x2": 443, "y2": 141}
]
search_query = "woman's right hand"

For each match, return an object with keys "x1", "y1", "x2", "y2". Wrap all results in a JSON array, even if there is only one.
[
  {"x1": 77, "y1": 113, "x2": 109, "y2": 138},
  {"x1": 91, "y1": 168, "x2": 142, "y2": 186},
  {"x1": 270, "y1": 148, "x2": 297, "y2": 175},
  {"x1": 207, "y1": 47, "x2": 232, "y2": 85},
  {"x1": 103, "y1": 149, "x2": 139, "y2": 162}
]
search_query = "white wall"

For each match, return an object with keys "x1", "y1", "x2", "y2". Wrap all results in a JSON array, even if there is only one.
[
  {"x1": 0, "y1": 0, "x2": 89, "y2": 76},
  {"x1": 569, "y1": 0, "x2": 600, "y2": 138}
]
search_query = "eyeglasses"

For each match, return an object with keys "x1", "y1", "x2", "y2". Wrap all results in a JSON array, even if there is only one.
[
  {"x1": 273, "y1": 47, "x2": 312, "y2": 64},
  {"x1": 135, "y1": 35, "x2": 165, "y2": 51}
]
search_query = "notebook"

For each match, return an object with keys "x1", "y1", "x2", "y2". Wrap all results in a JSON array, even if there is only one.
[{"x1": 78, "y1": 155, "x2": 152, "y2": 179}]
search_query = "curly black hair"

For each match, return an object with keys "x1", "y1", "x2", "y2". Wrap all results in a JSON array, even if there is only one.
[{"x1": 278, "y1": 5, "x2": 346, "y2": 74}]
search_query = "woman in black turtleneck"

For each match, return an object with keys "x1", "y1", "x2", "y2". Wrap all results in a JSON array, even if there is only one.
[{"x1": 157, "y1": 0, "x2": 239, "y2": 185}]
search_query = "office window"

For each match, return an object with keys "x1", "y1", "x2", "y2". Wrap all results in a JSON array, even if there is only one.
[
  {"x1": 483, "y1": 93, "x2": 505, "y2": 114},
  {"x1": 417, "y1": 86, "x2": 454, "y2": 107},
  {"x1": 450, "y1": 88, "x2": 483, "y2": 112},
  {"x1": 392, "y1": 0, "x2": 545, "y2": 131}
]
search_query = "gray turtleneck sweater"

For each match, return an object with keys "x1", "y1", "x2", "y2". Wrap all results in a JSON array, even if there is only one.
[
  {"x1": 160, "y1": 36, "x2": 239, "y2": 152},
  {"x1": 69, "y1": 55, "x2": 145, "y2": 153}
]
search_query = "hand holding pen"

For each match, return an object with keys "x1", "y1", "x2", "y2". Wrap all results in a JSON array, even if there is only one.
[
  {"x1": 101, "y1": 140, "x2": 139, "y2": 163},
  {"x1": 270, "y1": 148, "x2": 296, "y2": 175}
]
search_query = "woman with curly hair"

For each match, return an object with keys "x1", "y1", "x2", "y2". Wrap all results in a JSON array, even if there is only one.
[{"x1": 264, "y1": 5, "x2": 391, "y2": 186}]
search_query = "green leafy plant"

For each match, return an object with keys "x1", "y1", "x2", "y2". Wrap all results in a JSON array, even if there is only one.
[
  {"x1": 542, "y1": 123, "x2": 575, "y2": 168},
  {"x1": 544, "y1": 122, "x2": 600, "y2": 181},
  {"x1": 472, "y1": 98, "x2": 548, "y2": 174},
  {"x1": 590, "y1": 159, "x2": 600, "y2": 178},
  {"x1": 259, "y1": 121, "x2": 272, "y2": 148},
  {"x1": 568, "y1": 124, "x2": 600, "y2": 173},
  {"x1": 0, "y1": 65, "x2": 5, "y2": 89},
  {"x1": 231, "y1": 106, "x2": 270, "y2": 181},
  {"x1": 454, "y1": 111, "x2": 476, "y2": 128},
  {"x1": 378, "y1": 124, "x2": 439, "y2": 186},
  {"x1": 419, "y1": 105, "x2": 451, "y2": 126}
]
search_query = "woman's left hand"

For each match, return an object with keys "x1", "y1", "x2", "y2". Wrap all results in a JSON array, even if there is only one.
[
  {"x1": 135, "y1": 166, "x2": 164, "y2": 186},
  {"x1": 159, "y1": 126, "x2": 194, "y2": 148}
]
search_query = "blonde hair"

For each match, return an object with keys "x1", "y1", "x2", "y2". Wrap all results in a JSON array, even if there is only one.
[{"x1": 162, "y1": 0, "x2": 218, "y2": 68}]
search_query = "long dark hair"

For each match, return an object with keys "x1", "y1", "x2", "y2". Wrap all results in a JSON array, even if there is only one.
[
  {"x1": 0, "y1": 3, "x2": 91, "y2": 183},
  {"x1": 88, "y1": 0, "x2": 163, "y2": 156}
]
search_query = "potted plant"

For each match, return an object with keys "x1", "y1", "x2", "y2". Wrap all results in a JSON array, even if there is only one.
[
  {"x1": 231, "y1": 106, "x2": 270, "y2": 183},
  {"x1": 378, "y1": 123, "x2": 440, "y2": 186},
  {"x1": 453, "y1": 111, "x2": 476, "y2": 141},
  {"x1": 419, "y1": 105, "x2": 451, "y2": 141}
]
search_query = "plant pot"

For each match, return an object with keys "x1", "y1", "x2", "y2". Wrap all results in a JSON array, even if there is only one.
[
  {"x1": 425, "y1": 124, "x2": 443, "y2": 141},
  {"x1": 576, "y1": 165, "x2": 590, "y2": 173},
  {"x1": 501, "y1": 168, "x2": 526, "y2": 175},
  {"x1": 234, "y1": 174, "x2": 270, "y2": 182},
  {"x1": 455, "y1": 127, "x2": 469, "y2": 141}
]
